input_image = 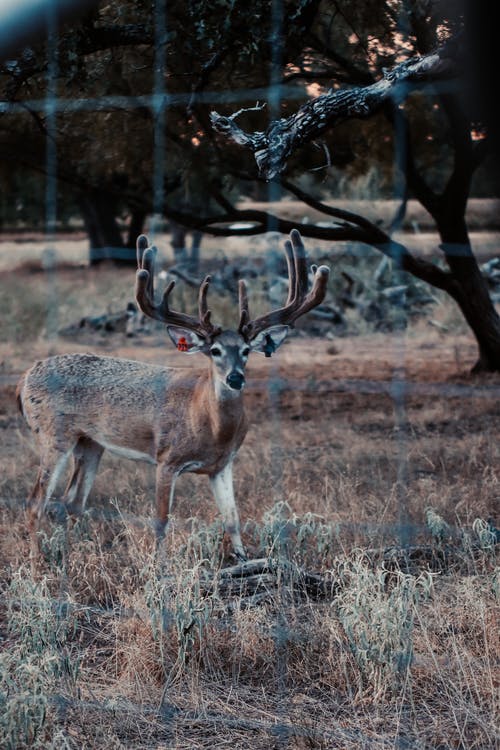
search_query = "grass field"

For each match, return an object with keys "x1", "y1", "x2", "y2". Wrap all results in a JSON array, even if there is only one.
[{"x1": 0, "y1": 232, "x2": 498, "y2": 749}]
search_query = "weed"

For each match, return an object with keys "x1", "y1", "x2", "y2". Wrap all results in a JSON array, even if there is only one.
[
  {"x1": 473, "y1": 517, "x2": 498, "y2": 551},
  {"x1": 1, "y1": 567, "x2": 80, "y2": 749},
  {"x1": 333, "y1": 553, "x2": 435, "y2": 700},
  {"x1": 425, "y1": 506, "x2": 450, "y2": 542}
]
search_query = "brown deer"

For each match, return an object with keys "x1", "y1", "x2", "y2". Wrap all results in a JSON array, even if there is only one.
[{"x1": 17, "y1": 229, "x2": 329, "y2": 559}]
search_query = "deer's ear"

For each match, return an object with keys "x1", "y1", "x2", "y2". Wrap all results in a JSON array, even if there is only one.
[
  {"x1": 166, "y1": 326, "x2": 207, "y2": 353},
  {"x1": 250, "y1": 325, "x2": 290, "y2": 357}
]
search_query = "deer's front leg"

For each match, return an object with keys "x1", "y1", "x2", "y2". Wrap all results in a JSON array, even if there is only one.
[
  {"x1": 154, "y1": 462, "x2": 178, "y2": 544},
  {"x1": 209, "y1": 461, "x2": 247, "y2": 561}
]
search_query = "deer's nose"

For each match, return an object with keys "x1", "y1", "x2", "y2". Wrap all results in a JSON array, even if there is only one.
[{"x1": 226, "y1": 371, "x2": 245, "y2": 390}]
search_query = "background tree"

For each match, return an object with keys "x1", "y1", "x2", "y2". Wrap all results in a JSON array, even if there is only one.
[
  {"x1": 0, "y1": 0, "x2": 321, "y2": 256},
  {"x1": 0, "y1": 0, "x2": 499, "y2": 369},
  {"x1": 208, "y1": 4, "x2": 500, "y2": 372}
]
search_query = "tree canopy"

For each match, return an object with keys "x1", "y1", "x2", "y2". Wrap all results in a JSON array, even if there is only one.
[
  {"x1": 1, "y1": 0, "x2": 500, "y2": 370},
  {"x1": 1, "y1": 0, "x2": 494, "y2": 231}
]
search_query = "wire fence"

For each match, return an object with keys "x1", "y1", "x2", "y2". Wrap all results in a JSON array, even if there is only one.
[{"x1": 1, "y1": 2, "x2": 499, "y2": 749}]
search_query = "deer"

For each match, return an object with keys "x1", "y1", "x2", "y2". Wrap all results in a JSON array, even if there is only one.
[{"x1": 17, "y1": 229, "x2": 329, "y2": 560}]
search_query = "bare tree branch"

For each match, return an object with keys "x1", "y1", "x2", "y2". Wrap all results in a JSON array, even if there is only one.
[
  {"x1": 163, "y1": 192, "x2": 453, "y2": 293},
  {"x1": 210, "y1": 38, "x2": 463, "y2": 179},
  {"x1": 1, "y1": 22, "x2": 153, "y2": 99}
]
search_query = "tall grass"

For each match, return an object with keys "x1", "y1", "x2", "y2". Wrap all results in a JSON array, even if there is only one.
[
  {"x1": 1, "y1": 512, "x2": 497, "y2": 748},
  {"x1": 0, "y1": 250, "x2": 498, "y2": 747}
]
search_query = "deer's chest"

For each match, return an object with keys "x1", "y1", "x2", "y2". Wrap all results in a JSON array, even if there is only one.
[{"x1": 156, "y1": 408, "x2": 247, "y2": 474}]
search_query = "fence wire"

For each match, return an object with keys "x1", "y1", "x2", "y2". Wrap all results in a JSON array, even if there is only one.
[{"x1": 0, "y1": 3, "x2": 498, "y2": 749}]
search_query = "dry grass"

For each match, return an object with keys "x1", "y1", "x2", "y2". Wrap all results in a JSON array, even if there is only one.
[{"x1": 0, "y1": 237, "x2": 499, "y2": 749}]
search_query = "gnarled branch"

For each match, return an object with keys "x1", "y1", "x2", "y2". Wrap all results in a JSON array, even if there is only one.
[{"x1": 210, "y1": 38, "x2": 463, "y2": 179}]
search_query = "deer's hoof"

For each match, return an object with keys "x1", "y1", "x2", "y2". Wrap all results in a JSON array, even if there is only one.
[{"x1": 46, "y1": 501, "x2": 69, "y2": 524}]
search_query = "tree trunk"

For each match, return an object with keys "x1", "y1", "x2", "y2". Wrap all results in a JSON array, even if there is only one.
[
  {"x1": 188, "y1": 229, "x2": 202, "y2": 274},
  {"x1": 437, "y1": 214, "x2": 500, "y2": 372},
  {"x1": 447, "y1": 263, "x2": 500, "y2": 372},
  {"x1": 169, "y1": 220, "x2": 189, "y2": 264},
  {"x1": 79, "y1": 191, "x2": 136, "y2": 266}
]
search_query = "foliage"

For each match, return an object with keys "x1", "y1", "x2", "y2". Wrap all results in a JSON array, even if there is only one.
[{"x1": 1, "y1": 0, "x2": 495, "y2": 231}]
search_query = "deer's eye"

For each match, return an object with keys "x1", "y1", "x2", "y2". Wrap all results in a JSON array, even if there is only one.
[
  {"x1": 242, "y1": 347, "x2": 250, "y2": 357},
  {"x1": 211, "y1": 347, "x2": 222, "y2": 357}
]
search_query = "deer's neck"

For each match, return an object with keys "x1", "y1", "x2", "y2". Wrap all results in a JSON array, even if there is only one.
[{"x1": 196, "y1": 370, "x2": 246, "y2": 442}]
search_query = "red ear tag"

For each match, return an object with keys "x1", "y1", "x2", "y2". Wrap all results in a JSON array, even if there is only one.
[{"x1": 177, "y1": 336, "x2": 190, "y2": 352}]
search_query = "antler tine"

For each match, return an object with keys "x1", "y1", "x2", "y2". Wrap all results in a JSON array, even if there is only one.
[
  {"x1": 292, "y1": 264, "x2": 330, "y2": 319},
  {"x1": 286, "y1": 229, "x2": 308, "y2": 305},
  {"x1": 158, "y1": 279, "x2": 176, "y2": 318},
  {"x1": 199, "y1": 275, "x2": 210, "y2": 317},
  {"x1": 242, "y1": 229, "x2": 330, "y2": 340},
  {"x1": 136, "y1": 233, "x2": 149, "y2": 267},
  {"x1": 198, "y1": 275, "x2": 220, "y2": 333},
  {"x1": 283, "y1": 239, "x2": 296, "y2": 306},
  {"x1": 136, "y1": 241, "x2": 163, "y2": 322},
  {"x1": 136, "y1": 234, "x2": 158, "y2": 304},
  {"x1": 238, "y1": 279, "x2": 250, "y2": 334},
  {"x1": 135, "y1": 235, "x2": 221, "y2": 336},
  {"x1": 290, "y1": 228, "x2": 309, "y2": 301}
]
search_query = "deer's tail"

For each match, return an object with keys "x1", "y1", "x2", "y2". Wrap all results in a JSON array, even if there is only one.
[{"x1": 16, "y1": 374, "x2": 26, "y2": 419}]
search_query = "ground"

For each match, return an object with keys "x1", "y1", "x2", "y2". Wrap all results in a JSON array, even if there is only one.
[{"x1": 0, "y1": 231, "x2": 498, "y2": 749}]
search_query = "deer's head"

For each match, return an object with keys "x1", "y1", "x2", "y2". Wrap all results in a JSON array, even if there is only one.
[
  {"x1": 135, "y1": 230, "x2": 329, "y2": 393},
  {"x1": 164, "y1": 326, "x2": 290, "y2": 392}
]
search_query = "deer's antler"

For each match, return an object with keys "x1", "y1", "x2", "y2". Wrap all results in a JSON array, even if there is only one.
[
  {"x1": 135, "y1": 235, "x2": 222, "y2": 338},
  {"x1": 238, "y1": 229, "x2": 330, "y2": 340}
]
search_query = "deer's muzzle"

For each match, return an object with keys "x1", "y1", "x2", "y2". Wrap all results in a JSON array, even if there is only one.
[{"x1": 226, "y1": 371, "x2": 245, "y2": 390}]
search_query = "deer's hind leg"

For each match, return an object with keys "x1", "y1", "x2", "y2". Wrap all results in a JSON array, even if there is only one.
[
  {"x1": 27, "y1": 445, "x2": 73, "y2": 532},
  {"x1": 63, "y1": 436, "x2": 104, "y2": 514}
]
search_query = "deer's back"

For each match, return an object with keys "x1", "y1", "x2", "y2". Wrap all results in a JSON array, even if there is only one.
[
  {"x1": 20, "y1": 353, "x2": 176, "y2": 406},
  {"x1": 18, "y1": 353, "x2": 247, "y2": 472},
  {"x1": 18, "y1": 354, "x2": 188, "y2": 448}
]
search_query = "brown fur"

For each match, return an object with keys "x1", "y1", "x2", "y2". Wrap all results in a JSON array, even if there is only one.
[
  {"x1": 19, "y1": 353, "x2": 247, "y2": 471},
  {"x1": 18, "y1": 333, "x2": 251, "y2": 558}
]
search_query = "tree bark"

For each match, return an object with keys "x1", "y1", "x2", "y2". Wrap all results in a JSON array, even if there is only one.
[
  {"x1": 210, "y1": 38, "x2": 462, "y2": 179},
  {"x1": 169, "y1": 220, "x2": 189, "y2": 264},
  {"x1": 168, "y1": 220, "x2": 203, "y2": 273},
  {"x1": 401, "y1": 91, "x2": 500, "y2": 373},
  {"x1": 437, "y1": 219, "x2": 500, "y2": 372},
  {"x1": 189, "y1": 229, "x2": 203, "y2": 274},
  {"x1": 80, "y1": 191, "x2": 136, "y2": 266}
]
